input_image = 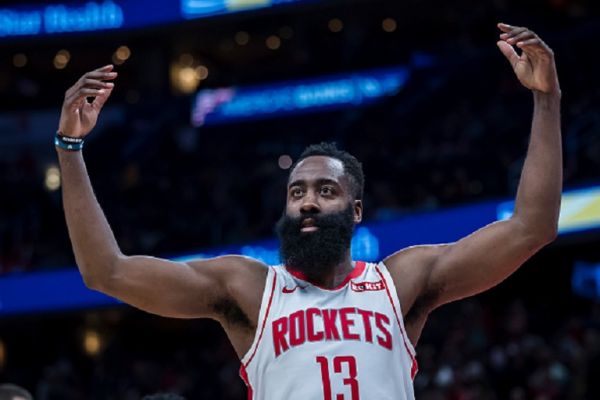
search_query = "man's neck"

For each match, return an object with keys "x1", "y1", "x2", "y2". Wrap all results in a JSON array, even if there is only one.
[{"x1": 293, "y1": 252, "x2": 354, "y2": 289}]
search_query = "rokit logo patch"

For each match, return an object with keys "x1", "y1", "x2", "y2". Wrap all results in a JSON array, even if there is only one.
[{"x1": 351, "y1": 280, "x2": 385, "y2": 292}]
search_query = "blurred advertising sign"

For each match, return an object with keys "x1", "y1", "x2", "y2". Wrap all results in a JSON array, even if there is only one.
[
  {"x1": 497, "y1": 185, "x2": 600, "y2": 234},
  {"x1": 0, "y1": 1, "x2": 125, "y2": 36},
  {"x1": 191, "y1": 67, "x2": 410, "y2": 127},
  {"x1": 0, "y1": 0, "x2": 311, "y2": 37},
  {"x1": 2, "y1": 184, "x2": 599, "y2": 316},
  {"x1": 572, "y1": 262, "x2": 600, "y2": 300},
  {"x1": 181, "y1": 0, "x2": 305, "y2": 18}
]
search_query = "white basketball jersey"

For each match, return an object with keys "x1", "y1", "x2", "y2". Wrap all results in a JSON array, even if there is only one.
[{"x1": 239, "y1": 261, "x2": 418, "y2": 400}]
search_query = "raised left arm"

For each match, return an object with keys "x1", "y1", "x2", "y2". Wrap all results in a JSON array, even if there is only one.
[{"x1": 387, "y1": 24, "x2": 562, "y2": 320}]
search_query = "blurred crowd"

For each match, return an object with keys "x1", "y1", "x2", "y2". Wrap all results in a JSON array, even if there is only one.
[{"x1": 415, "y1": 299, "x2": 600, "y2": 399}]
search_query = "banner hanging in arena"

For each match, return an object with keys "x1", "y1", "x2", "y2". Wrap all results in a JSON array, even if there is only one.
[
  {"x1": 0, "y1": 0, "x2": 313, "y2": 37},
  {"x1": 191, "y1": 66, "x2": 411, "y2": 126},
  {"x1": 497, "y1": 185, "x2": 600, "y2": 234}
]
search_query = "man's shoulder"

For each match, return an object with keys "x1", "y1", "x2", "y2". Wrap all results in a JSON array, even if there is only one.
[
  {"x1": 381, "y1": 244, "x2": 450, "y2": 321},
  {"x1": 185, "y1": 254, "x2": 269, "y2": 282},
  {"x1": 383, "y1": 244, "x2": 449, "y2": 275}
]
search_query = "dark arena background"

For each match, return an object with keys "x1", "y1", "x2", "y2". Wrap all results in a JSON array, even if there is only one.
[{"x1": 1, "y1": 0, "x2": 600, "y2": 399}]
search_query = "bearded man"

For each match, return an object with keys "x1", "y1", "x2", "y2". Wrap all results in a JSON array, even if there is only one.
[{"x1": 56, "y1": 24, "x2": 561, "y2": 399}]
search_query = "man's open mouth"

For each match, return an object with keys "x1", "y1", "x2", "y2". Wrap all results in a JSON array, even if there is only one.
[{"x1": 301, "y1": 218, "x2": 318, "y2": 232}]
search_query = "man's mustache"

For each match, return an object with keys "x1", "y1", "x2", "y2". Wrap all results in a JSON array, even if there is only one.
[{"x1": 288, "y1": 212, "x2": 340, "y2": 226}]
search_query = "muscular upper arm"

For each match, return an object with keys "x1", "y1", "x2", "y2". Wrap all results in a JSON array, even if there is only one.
[
  {"x1": 385, "y1": 218, "x2": 551, "y2": 342},
  {"x1": 423, "y1": 218, "x2": 549, "y2": 307},
  {"x1": 384, "y1": 245, "x2": 446, "y2": 319},
  {"x1": 92, "y1": 254, "x2": 268, "y2": 320}
]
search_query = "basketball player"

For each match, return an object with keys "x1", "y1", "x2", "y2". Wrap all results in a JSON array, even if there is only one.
[{"x1": 56, "y1": 24, "x2": 561, "y2": 399}]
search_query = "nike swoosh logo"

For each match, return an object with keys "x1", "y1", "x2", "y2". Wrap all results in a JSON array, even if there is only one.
[{"x1": 282, "y1": 285, "x2": 306, "y2": 294}]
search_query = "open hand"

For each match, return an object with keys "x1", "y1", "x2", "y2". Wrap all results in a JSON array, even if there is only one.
[
  {"x1": 497, "y1": 23, "x2": 560, "y2": 95},
  {"x1": 58, "y1": 65, "x2": 117, "y2": 138}
]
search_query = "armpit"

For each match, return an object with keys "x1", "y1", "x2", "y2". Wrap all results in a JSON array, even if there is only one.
[{"x1": 212, "y1": 298, "x2": 254, "y2": 331}]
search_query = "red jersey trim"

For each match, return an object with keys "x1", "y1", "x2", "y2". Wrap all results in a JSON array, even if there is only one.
[
  {"x1": 239, "y1": 268, "x2": 277, "y2": 399},
  {"x1": 239, "y1": 364, "x2": 254, "y2": 400},
  {"x1": 286, "y1": 261, "x2": 366, "y2": 291},
  {"x1": 375, "y1": 265, "x2": 419, "y2": 380},
  {"x1": 242, "y1": 268, "x2": 277, "y2": 367}
]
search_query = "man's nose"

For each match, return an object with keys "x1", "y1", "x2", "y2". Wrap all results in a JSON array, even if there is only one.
[{"x1": 300, "y1": 191, "x2": 320, "y2": 214}]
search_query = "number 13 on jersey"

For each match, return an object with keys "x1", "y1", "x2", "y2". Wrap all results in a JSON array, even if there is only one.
[{"x1": 316, "y1": 355, "x2": 360, "y2": 400}]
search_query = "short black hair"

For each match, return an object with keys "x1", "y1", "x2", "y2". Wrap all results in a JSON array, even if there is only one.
[
  {"x1": 0, "y1": 383, "x2": 33, "y2": 400},
  {"x1": 291, "y1": 142, "x2": 364, "y2": 200}
]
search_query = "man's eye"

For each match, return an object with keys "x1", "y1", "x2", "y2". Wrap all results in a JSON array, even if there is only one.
[
  {"x1": 321, "y1": 187, "x2": 333, "y2": 195},
  {"x1": 291, "y1": 189, "x2": 304, "y2": 197}
]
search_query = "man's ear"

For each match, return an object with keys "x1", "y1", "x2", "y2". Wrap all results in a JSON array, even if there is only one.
[{"x1": 353, "y1": 200, "x2": 363, "y2": 224}]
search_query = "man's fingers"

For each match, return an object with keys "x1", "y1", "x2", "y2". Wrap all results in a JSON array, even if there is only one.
[
  {"x1": 95, "y1": 64, "x2": 114, "y2": 73},
  {"x1": 91, "y1": 86, "x2": 114, "y2": 111},
  {"x1": 516, "y1": 37, "x2": 552, "y2": 52},
  {"x1": 72, "y1": 78, "x2": 114, "y2": 90},
  {"x1": 516, "y1": 38, "x2": 541, "y2": 48},
  {"x1": 79, "y1": 88, "x2": 108, "y2": 97},
  {"x1": 85, "y1": 66, "x2": 116, "y2": 111},
  {"x1": 85, "y1": 78, "x2": 115, "y2": 89},
  {"x1": 497, "y1": 24, "x2": 546, "y2": 50},
  {"x1": 62, "y1": 65, "x2": 117, "y2": 105},
  {"x1": 517, "y1": 38, "x2": 554, "y2": 60},
  {"x1": 65, "y1": 85, "x2": 109, "y2": 101},
  {"x1": 64, "y1": 94, "x2": 86, "y2": 113},
  {"x1": 71, "y1": 68, "x2": 117, "y2": 90},
  {"x1": 506, "y1": 31, "x2": 536, "y2": 45},
  {"x1": 497, "y1": 23, "x2": 513, "y2": 33},
  {"x1": 498, "y1": 23, "x2": 526, "y2": 36},
  {"x1": 64, "y1": 88, "x2": 107, "y2": 110},
  {"x1": 84, "y1": 71, "x2": 118, "y2": 81},
  {"x1": 97, "y1": 64, "x2": 113, "y2": 71},
  {"x1": 496, "y1": 24, "x2": 551, "y2": 60},
  {"x1": 65, "y1": 68, "x2": 117, "y2": 101},
  {"x1": 74, "y1": 73, "x2": 117, "y2": 91},
  {"x1": 505, "y1": 27, "x2": 528, "y2": 38},
  {"x1": 497, "y1": 40, "x2": 519, "y2": 68}
]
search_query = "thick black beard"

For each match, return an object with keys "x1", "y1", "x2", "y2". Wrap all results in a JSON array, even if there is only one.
[{"x1": 276, "y1": 205, "x2": 355, "y2": 278}]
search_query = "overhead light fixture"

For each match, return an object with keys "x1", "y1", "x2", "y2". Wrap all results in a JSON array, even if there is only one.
[
  {"x1": 113, "y1": 45, "x2": 131, "y2": 65},
  {"x1": 53, "y1": 49, "x2": 70, "y2": 69},
  {"x1": 13, "y1": 53, "x2": 27, "y2": 68},
  {"x1": 266, "y1": 35, "x2": 281, "y2": 50},
  {"x1": 328, "y1": 18, "x2": 343, "y2": 33},
  {"x1": 235, "y1": 31, "x2": 250, "y2": 46},
  {"x1": 382, "y1": 18, "x2": 397, "y2": 33},
  {"x1": 44, "y1": 165, "x2": 61, "y2": 191}
]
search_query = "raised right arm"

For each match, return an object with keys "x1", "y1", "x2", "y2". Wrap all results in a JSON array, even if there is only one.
[{"x1": 56, "y1": 66, "x2": 267, "y2": 320}]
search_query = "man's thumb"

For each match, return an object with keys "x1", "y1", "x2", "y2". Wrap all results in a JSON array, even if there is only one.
[
  {"x1": 92, "y1": 86, "x2": 114, "y2": 111},
  {"x1": 497, "y1": 41, "x2": 519, "y2": 68}
]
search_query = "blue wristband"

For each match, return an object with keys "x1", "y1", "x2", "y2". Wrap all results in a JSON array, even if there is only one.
[{"x1": 55, "y1": 132, "x2": 84, "y2": 151}]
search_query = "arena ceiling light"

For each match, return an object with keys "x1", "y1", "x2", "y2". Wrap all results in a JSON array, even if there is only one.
[{"x1": 12, "y1": 53, "x2": 27, "y2": 67}]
